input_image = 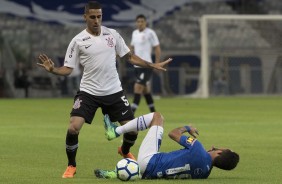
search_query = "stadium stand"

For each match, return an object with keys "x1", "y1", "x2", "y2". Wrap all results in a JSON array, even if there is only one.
[{"x1": 0, "y1": 0, "x2": 281, "y2": 97}]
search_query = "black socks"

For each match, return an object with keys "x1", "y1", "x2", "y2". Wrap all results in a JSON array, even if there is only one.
[
  {"x1": 65, "y1": 131, "x2": 78, "y2": 167},
  {"x1": 121, "y1": 133, "x2": 138, "y2": 154},
  {"x1": 144, "y1": 94, "x2": 156, "y2": 112}
]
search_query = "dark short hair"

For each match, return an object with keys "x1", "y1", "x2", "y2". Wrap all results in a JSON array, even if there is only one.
[
  {"x1": 85, "y1": 1, "x2": 102, "y2": 13},
  {"x1": 213, "y1": 149, "x2": 239, "y2": 170},
  {"x1": 136, "y1": 14, "x2": 146, "y2": 21}
]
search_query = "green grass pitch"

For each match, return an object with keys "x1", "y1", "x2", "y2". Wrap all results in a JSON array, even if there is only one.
[{"x1": 0, "y1": 96, "x2": 281, "y2": 184}]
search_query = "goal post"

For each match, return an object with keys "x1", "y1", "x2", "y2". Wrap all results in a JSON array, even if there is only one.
[{"x1": 196, "y1": 14, "x2": 282, "y2": 98}]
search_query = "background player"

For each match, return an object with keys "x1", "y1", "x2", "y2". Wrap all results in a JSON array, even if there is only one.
[
  {"x1": 130, "y1": 14, "x2": 161, "y2": 114},
  {"x1": 95, "y1": 112, "x2": 239, "y2": 179},
  {"x1": 37, "y1": 1, "x2": 172, "y2": 179}
]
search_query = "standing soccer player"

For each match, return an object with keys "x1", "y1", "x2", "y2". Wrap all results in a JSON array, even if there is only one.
[
  {"x1": 37, "y1": 1, "x2": 171, "y2": 178},
  {"x1": 130, "y1": 14, "x2": 161, "y2": 114}
]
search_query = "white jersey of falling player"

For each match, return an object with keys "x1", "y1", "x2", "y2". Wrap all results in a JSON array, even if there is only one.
[
  {"x1": 64, "y1": 26, "x2": 130, "y2": 96},
  {"x1": 130, "y1": 27, "x2": 159, "y2": 68}
]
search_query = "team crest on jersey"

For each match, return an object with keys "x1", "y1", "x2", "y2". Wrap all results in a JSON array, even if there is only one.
[
  {"x1": 73, "y1": 98, "x2": 82, "y2": 109},
  {"x1": 106, "y1": 37, "x2": 114, "y2": 47},
  {"x1": 186, "y1": 137, "x2": 196, "y2": 145}
]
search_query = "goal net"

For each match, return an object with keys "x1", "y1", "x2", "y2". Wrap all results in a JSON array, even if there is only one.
[{"x1": 196, "y1": 15, "x2": 282, "y2": 98}]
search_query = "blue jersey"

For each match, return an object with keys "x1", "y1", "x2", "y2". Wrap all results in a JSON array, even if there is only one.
[{"x1": 142, "y1": 136, "x2": 212, "y2": 179}]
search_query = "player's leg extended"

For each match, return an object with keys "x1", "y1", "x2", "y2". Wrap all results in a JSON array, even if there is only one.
[
  {"x1": 105, "y1": 113, "x2": 154, "y2": 160},
  {"x1": 62, "y1": 116, "x2": 84, "y2": 178},
  {"x1": 118, "y1": 112, "x2": 156, "y2": 134},
  {"x1": 105, "y1": 112, "x2": 162, "y2": 140},
  {"x1": 138, "y1": 114, "x2": 164, "y2": 174}
]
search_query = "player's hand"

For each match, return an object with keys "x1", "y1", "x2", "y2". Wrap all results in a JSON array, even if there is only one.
[
  {"x1": 186, "y1": 125, "x2": 199, "y2": 138},
  {"x1": 152, "y1": 58, "x2": 172, "y2": 71},
  {"x1": 37, "y1": 54, "x2": 55, "y2": 72}
]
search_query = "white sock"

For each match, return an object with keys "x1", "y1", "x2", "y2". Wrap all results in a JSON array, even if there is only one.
[{"x1": 115, "y1": 113, "x2": 154, "y2": 135}]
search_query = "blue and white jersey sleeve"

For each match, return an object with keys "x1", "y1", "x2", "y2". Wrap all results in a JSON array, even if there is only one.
[{"x1": 179, "y1": 135, "x2": 197, "y2": 149}]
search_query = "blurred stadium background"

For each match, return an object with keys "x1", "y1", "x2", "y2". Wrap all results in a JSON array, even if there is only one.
[
  {"x1": 1, "y1": 1, "x2": 282, "y2": 183},
  {"x1": 0, "y1": 0, "x2": 282, "y2": 98}
]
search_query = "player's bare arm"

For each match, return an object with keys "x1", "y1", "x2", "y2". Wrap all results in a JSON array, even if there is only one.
[
  {"x1": 129, "y1": 45, "x2": 134, "y2": 54},
  {"x1": 37, "y1": 54, "x2": 73, "y2": 76},
  {"x1": 122, "y1": 52, "x2": 172, "y2": 71},
  {"x1": 154, "y1": 45, "x2": 161, "y2": 64},
  {"x1": 169, "y1": 126, "x2": 199, "y2": 143}
]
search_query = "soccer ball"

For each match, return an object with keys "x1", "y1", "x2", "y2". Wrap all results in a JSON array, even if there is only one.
[{"x1": 116, "y1": 158, "x2": 140, "y2": 181}]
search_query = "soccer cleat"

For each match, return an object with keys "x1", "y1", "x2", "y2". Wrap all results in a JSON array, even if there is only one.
[
  {"x1": 62, "y1": 165, "x2": 76, "y2": 178},
  {"x1": 94, "y1": 169, "x2": 117, "y2": 179},
  {"x1": 118, "y1": 147, "x2": 136, "y2": 161},
  {"x1": 104, "y1": 114, "x2": 120, "y2": 140}
]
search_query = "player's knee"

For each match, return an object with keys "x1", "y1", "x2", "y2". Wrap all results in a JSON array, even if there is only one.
[
  {"x1": 134, "y1": 83, "x2": 145, "y2": 93},
  {"x1": 68, "y1": 117, "x2": 84, "y2": 134},
  {"x1": 68, "y1": 126, "x2": 79, "y2": 134},
  {"x1": 152, "y1": 112, "x2": 164, "y2": 127},
  {"x1": 68, "y1": 122, "x2": 80, "y2": 134}
]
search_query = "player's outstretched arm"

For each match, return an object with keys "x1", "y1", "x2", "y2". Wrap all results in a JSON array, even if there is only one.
[
  {"x1": 37, "y1": 54, "x2": 73, "y2": 76},
  {"x1": 153, "y1": 45, "x2": 161, "y2": 64},
  {"x1": 168, "y1": 125, "x2": 199, "y2": 143},
  {"x1": 122, "y1": 52, "x2": 172, "y2": 71}
]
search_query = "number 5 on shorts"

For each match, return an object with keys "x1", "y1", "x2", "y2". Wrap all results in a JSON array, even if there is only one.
[{"x1": 121, "y1": 96, "x2": 130, "y2": 106}]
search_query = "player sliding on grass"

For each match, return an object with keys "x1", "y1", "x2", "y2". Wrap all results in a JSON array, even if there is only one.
[{"x1": 95, "y1": 112, "x2": 239, "y2": 179}]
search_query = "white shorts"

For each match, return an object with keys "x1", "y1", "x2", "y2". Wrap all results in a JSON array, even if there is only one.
[{"x1": 137, "y1": 125, "x2": 164, "y2": 174}]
